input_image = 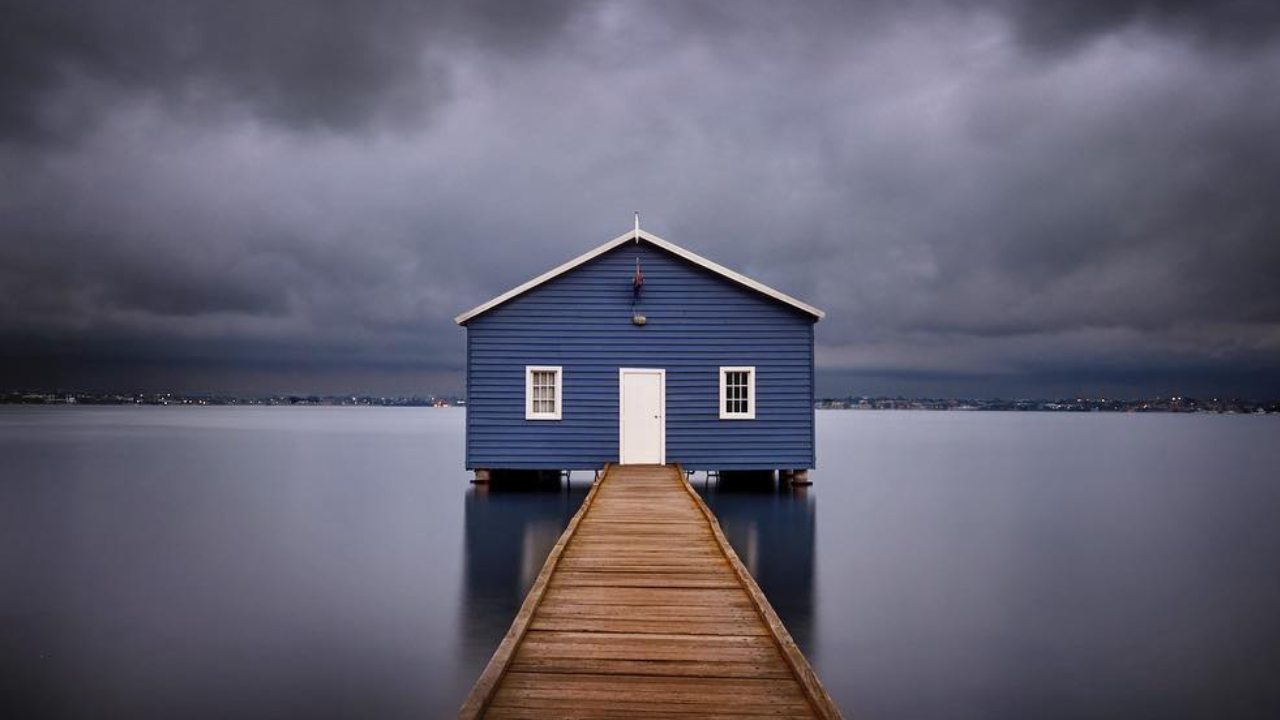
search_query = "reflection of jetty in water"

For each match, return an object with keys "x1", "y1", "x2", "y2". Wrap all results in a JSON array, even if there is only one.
[
  {"x1": 694, "y1": 472, "x2": 818, "y2": 653},
  {"x1": 459, "y1": 477, "x2": 588, "y2": 671}
]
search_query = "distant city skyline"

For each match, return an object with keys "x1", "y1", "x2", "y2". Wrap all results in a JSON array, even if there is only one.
[
  {"x1": 6, "y1": 389, "x2": 1277, "y2": 411},
  {"x1": 3, "y1": 363, "x2": 1277, "y2": 402},
  {"x1": 2, "y1": 2, "x2": 1278, "y2": 399}
]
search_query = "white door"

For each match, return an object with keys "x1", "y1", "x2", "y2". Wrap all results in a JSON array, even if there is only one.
[{"x1": 619, "y1": 368, "x2": 665, "y2": 465}]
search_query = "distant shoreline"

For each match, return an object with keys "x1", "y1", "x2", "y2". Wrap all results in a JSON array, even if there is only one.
[
  {"x1": 3, "y1": 392, "x2": 1276, "y2": 414},
  {"x1": 818, "y1": 397, "x2": 1277, "y2": 414},
  {"x1": 1, "y1": 392, "x2": 461, "y2": 408}
]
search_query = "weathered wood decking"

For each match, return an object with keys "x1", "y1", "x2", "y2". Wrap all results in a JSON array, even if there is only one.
[{"x1": 460, "y1": 464, "x2": 842, "y2": 719}]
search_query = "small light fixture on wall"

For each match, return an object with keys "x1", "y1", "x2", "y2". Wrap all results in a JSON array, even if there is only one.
[{"x1": 632, "y1": 314, "x2": 647, "y2": 326}]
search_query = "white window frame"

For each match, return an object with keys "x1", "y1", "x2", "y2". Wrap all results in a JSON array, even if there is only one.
[
  {"x1": 525, "y1": 365, "x2": 563, "y2": 420},
  {"x1": 719, "y1": 366, "x2": 756, "y2": 420}
]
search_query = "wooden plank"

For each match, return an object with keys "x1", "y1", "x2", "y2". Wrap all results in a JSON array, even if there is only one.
[
  {"x1": 550, "y1": 571, "x2": 739, "y2": 589},
  {"x1": 499, "y1": 671, "x2": 805, "y2": 695},
  {"x1": 516, "y1": 630, "x2": 781, "y2": 662},
  {"x1": 489, "y1": 698, "x2": 813, "y2": 717},
  {"x1": 535, "y1": 603, "x2": 762, "y2": 620},
  {"x1": 507, "y1": 656, "x2": 796, "y2": 679},
  {"x1": 529, "y1": 616, "x2": 771, "y2": 636},
  {"x1": 556, "y1": 562, "x2": 730, "y2": 572},
  {"x1": 483, "y1": 702, "x2": 814, "y2": 712},
  {"x1": 541, "y1": 586, "x2": 754, "y2": 606},
  {"x1": 515, "y1": 642, "x2": 780, "y2": 664},
  {"x1": 490, "y1": 673, "x2": 813, "y2": 711},
  {"x1": 490, "y1": 692, "x2": 809, "y2": 711}
]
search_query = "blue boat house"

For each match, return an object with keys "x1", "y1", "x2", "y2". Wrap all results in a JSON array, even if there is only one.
[{"x1": 455, "y1": 224, "x2": 824, "y2": 483}]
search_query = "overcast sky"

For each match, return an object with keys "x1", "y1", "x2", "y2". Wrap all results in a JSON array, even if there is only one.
[{"x1": 2, "y1": 1, "x2": 1278, "y2": 398}]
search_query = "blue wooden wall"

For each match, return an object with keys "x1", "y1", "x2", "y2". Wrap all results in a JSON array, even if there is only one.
[{"x1": 463, "y1": 240, "x2": 816, "y2": 471}]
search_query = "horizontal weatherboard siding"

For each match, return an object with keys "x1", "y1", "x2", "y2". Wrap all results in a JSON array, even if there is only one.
[{"x1": 463, "y1": 240, "x2": 816, "y2": 470}]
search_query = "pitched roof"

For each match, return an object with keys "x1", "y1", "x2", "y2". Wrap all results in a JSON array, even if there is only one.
[{"x1": 454, "y1": 228, "x2": 825, "y2": 324}]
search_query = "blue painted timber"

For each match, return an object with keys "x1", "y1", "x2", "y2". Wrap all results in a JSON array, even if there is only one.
[{"x1": 461, "y1": 239, "x2": 818, "y2": 471}]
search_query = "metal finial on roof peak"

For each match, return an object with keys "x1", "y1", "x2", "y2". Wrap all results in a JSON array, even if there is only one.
[{"x1": 634, "y1": 212, "x2": 640, "y2": 242}]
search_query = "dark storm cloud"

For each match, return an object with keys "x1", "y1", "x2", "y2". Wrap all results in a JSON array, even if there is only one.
[
  {"x1": 1, "y1": 1, "x2": 1279, "y2": 397},
  {"x1": 999, "y1": 0, "x2": 1280, "y2": 53},
  {"x1": 0, "y1": 0, "x2": 574, "y2": 142}
]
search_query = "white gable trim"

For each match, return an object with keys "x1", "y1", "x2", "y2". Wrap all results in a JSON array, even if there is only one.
[
  {"x1": 640, "y1": 231, "x2": 825, "y2": 320},
  {"x1": 454, "y1": 228, "x2": 825, "y2": 324}
]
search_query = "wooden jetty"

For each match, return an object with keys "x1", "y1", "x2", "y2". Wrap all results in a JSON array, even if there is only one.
[{"x1": 459, "y1": 464, "x2": 842, "y2": 719}]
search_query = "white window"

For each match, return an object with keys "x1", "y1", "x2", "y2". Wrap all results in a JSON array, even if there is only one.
[
  {"x1": 719, "y1": 366, "x2": 756, "y2": 420},
  {"x1": 525, "y1": 366, "x2": 562, "y2": 420}
]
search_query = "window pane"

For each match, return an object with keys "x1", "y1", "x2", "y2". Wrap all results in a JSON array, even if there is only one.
[
  {"x1": 722, "y1": 369, "x2": 752, "y2": 415},
  {"x1": 529, "y1": 369, "x2": 559, "y2": 416}
]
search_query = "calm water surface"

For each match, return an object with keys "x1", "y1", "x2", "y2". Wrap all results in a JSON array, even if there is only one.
[{"x1": 2, "y1": 407, "x2": 1278, "y2": 719}]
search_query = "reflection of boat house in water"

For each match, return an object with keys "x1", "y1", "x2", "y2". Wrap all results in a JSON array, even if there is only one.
[
  {"x1": 456, "y1": 224, "x2": 824, "y2": 482},
  {"x1": 701, "y1": 481, "x2": 818, "y2": 652},
  {"x1": 460, "y1": 484, "x2": 587, "y2": 669}
]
